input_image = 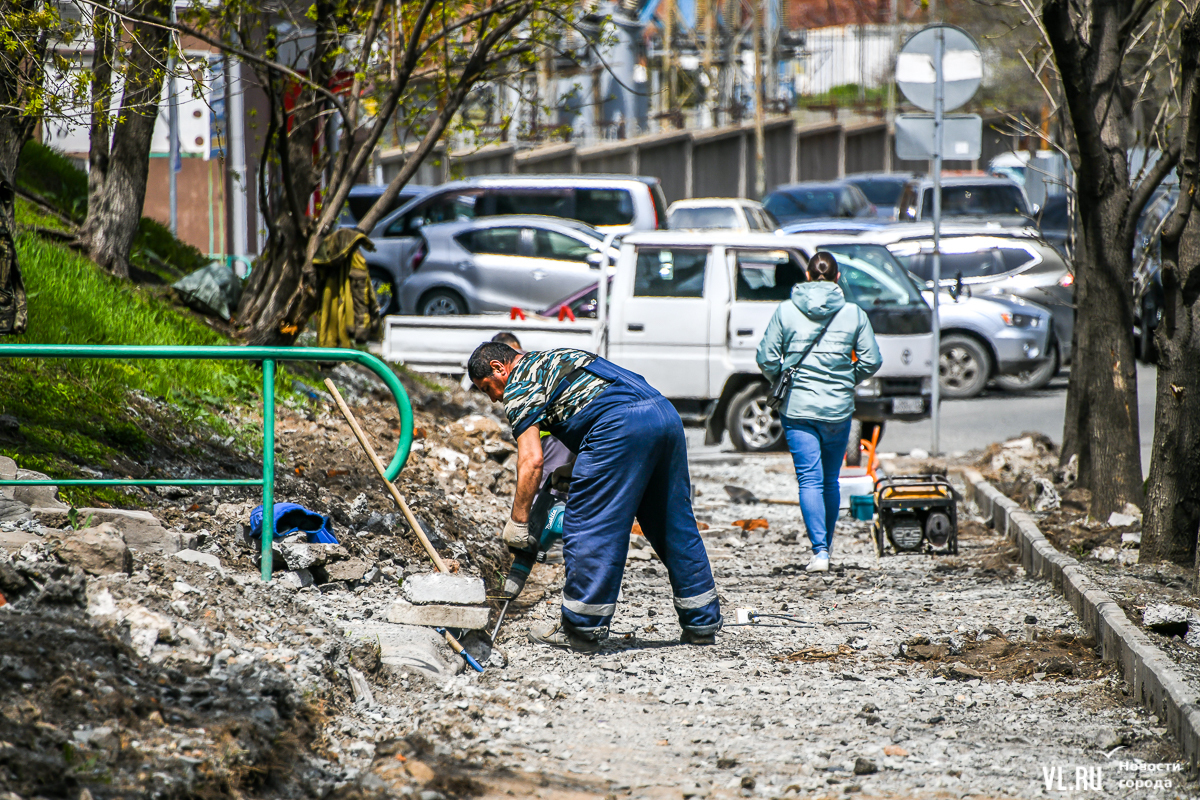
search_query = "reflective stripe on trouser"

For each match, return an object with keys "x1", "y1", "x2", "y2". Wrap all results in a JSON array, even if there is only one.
[{"x1": 560, "y1": 395, "x2": 722, "y2": 639}]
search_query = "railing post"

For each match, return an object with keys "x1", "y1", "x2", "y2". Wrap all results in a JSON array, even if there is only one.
[{"x1": 261, "y1": 358, "x2": 275, "y2": 581}]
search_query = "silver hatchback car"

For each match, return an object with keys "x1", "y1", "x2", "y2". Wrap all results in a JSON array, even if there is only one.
[{"x1": 397, "y1": 216, "x2": 618, "y2": 316}]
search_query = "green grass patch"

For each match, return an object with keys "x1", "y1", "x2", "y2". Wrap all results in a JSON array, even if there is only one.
[
  {"x1": 1, "y1": 225, "x2": 275, "y2": 505},
  {"x1": 798, "y1": 82, "x2": 891, "y2": 109},
  {"x1": 16, "y1": 140, "x2": 209, "y2": 280},
  {"x1": 15, "y1": 141, "x2": 88, "y2": 221}
]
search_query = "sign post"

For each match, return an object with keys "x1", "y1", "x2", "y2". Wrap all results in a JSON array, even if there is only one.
[{"x1": 895, "y1": 24, "x2": 982, "y2": 456}]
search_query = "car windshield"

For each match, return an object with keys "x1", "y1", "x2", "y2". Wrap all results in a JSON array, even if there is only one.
[
  {"x1": 818, "y1": 244, "x2": 926, "y2": 307},
  {"x1": 669, "y1": 206, "x2": 742, "y2": 229},
  {"x1": 765, "y1": 189, "x2": 839, "y2": 219},
  {"x1": 922, "y1": 185, "x2": 1030, "y2": 218},
  {"x1": 850, "y1": 179, "x2": 905, "y2": 207}
]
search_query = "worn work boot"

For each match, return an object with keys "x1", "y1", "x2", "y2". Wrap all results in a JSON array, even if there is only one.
[
  {"x1": 679, "y1": 630, "x2": 716, "y2": 645},
  {"x1": 805, "y1": 553, "x2": 830, "y2": 573},
  {"x1": 528, "y1": 621, "x2": 600, "y2": 654}
]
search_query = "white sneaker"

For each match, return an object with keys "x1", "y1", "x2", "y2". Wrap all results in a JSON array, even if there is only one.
[{"x1": 806, "y1": 554, "x2": 830, "y2": 573}]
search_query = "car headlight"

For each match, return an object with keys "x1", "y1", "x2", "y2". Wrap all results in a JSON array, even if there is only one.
[
  {"x1": 856, "y1": 377, "x2": 881, "y2": 397},
  {"x1": 1000, "y1": 312, "x2": 1040, "y2": 327},
  {"x1": 921, "y1": 376, "x2": 932, "y2": 394}
]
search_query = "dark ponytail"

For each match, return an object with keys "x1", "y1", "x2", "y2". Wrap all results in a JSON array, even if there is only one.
[{"x1": 808, "y1": 251, "x2": 840, "y2": 282}]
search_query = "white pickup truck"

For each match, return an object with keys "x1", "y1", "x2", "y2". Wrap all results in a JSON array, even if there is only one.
[{"x1": 382, "y1": 231, "x2": 933, "y2": 453}]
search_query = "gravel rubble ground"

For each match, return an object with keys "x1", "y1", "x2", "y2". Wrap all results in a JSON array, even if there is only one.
[
  {"x1": 0, "y1": 376, "x2": 1196, "y2": 799},
  {"x1": 976, "y1": 432, "x2": 1200, "y2": 733}
]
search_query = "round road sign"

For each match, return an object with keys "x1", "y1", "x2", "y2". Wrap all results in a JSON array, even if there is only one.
[{"x1": 896, "y1": 24, "x2": 982, "y2": 112}]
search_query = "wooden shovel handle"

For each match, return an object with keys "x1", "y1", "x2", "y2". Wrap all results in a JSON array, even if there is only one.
[{"x1": 324, "y1": 378, "x2": 449, "y2": 573}]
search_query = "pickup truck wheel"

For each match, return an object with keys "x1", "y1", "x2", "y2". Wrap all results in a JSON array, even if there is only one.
[
  {"x1": 420, "y1": 289, "x2": 466, "y2": 316},
  {"x1": 370, "y1": 270, "x2": 398, "y2": 315},
  {"x1": 845, "y1": 419, "x2": 863, "y2": 466},
  {"x1": 939, "y1": 334, "x2": 991, "y2": 399},
  {"x1": 726, "y1": 384, "x2": 785, "y2": 452},
  {"x1": 994, "y1": 339, "x2": 1059, "y2": 392}
]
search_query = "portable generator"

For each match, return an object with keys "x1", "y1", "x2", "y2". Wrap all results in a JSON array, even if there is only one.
[{"x1": 872, "y1": 474, "x2": 958, "y2": 556}]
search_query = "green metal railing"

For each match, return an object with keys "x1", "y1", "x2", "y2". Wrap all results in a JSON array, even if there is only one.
[{"x1": 0, "y1": 345, "x2": 414, "y2": 581}]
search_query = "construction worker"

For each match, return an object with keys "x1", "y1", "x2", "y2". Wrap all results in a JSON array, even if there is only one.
[
  {"x1": 489, "y1": 332, "x2": 574, "y2": 599},
  {"x1": 468, "y1": 342, "x2": 722, "y2": 653}
]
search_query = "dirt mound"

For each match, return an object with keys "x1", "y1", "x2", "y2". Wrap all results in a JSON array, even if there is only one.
[{"x1": 898, "y1": 626, "x2": 1110, "y2": 682}]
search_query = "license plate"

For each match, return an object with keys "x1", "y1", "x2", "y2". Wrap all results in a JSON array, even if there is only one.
[{"x1": 893, "y1": 397, "x2": 924, "y2": 414}]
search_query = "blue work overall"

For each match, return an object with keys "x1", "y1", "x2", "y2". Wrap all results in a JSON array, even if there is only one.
[{"x1": 544, "y1": 356, "x2": 722, "y2": 640}]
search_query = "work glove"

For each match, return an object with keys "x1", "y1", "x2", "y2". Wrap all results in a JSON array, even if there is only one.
[
  {"x1": 502, "y1": 518, "x2": 536, "y2": 550},
  {"x1": 549, "y1": 463, "x2": 574, "y2": 494}
]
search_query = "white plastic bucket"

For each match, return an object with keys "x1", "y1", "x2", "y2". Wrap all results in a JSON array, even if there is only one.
[{"x1": 839, "y1": 469, "x2": 875, "y2": 510}]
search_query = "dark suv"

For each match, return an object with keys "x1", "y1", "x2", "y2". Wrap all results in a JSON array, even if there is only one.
[{"x1": 763, "y1": 181, "x2": 875, "y2": 226}]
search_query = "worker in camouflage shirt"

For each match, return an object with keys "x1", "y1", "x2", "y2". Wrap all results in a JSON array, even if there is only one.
[{"x1": 468, "y1": 343, "x2": 722, "y2": 653}]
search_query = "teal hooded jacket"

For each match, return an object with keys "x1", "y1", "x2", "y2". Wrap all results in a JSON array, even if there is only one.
[{"x1": 755, "y1": 281, "x2": 882, "y2": 422}]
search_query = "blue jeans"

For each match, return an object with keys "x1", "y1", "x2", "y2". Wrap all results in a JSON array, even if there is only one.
[{"x1": 782, "y1": 417, "x2": 853, "y2": 556}]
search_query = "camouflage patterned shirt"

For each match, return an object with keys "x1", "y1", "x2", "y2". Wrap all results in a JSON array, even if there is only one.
[{"x1": 503, "y1": 349, "x2": 611, "y2": 438}]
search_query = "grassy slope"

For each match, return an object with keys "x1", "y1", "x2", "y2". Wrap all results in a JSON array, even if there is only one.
[{"x1": 3, "y1": 151, "x2": 268, "y2": 506}]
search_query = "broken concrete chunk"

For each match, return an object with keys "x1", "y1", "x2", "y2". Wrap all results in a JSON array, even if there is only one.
[
  {"x1": 55, "y1": 523, "x2": 132, "y2": 576},
  {"x1": 72, "y1": 508, "x2": 181, "y2": 554},
  {"x1": 1107, "y1": 511, "x2": 1139, "y2": 528},
  {"x1": 0, "y1": 456, "x2": 15, "y2": 500},
  {"x1": 1185, "y1": 617, "x2": 1200, "y2": 649},
  {"x1": 401, "y1": 573, "x2": 486, "y2": 606},
  {"x1": 173, "y1": 549, "x2": 222, "y2": 570},
  {"x1": 387, "y1": 598, "x2": 490, "y2": 630},
  {"x1": 278, "y1": 541, "x2": 320, "y2": 571},
  {"x1": 1142, "y1": 603, "x2": 1191, "y2": 635},
  {"x1": 0, "y1": 497, "x2": 32, "y2": 523},
  {"x1": 13, "y1": 468, "x2": 67, "y2": 510},
  {"x1": 348, "y1": 622, "x2": 461, "y2": 682},
  {"x1": 325, "y1": 557, "x2": 371, "y2": 582},
  {"x1": 278, "y1": 569, "x2": 314, "y2": 590}
]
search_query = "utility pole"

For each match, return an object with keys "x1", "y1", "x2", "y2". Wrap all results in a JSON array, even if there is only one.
[
  {"x1": 663, "y1": 0, "x2": 674, "y2": 128},
  {"x1": 168, "y1": 2, "x2": 179, "y2": 235},
  {"x1": 704, "y1": 0, "x2": 716, "y2": 127},
  {"x1": 930, "y1": 25, "x2": 944, "y2": 457},
  {"x1": 884, "y1": 0, "x2": 898, "y2": 171},
  {"x1": 753, "y1": 0, "x2": 765, "y2": 197}
]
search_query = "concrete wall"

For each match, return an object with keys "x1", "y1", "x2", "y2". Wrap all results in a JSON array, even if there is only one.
[{"x1": 375, "y1": 113, "x2": 1019, "y2": 203}]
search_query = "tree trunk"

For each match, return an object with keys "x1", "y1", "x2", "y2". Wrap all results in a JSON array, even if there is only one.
[
  {"x1": 1043, "y1": 0, "x2": 1148, "y2": 517},
  {"x1": 1062, "y1": 200, "x2": 1144, "y2": 517},
  {"x1": 77, "y1": 0, "x2": 171, "y2": 279},
  {"x1": 1141, "y1": 7, "x2": 1200, "y2": 570},
  {"x1": 236, "y1": 221, "x2": 319, "y2": 345},
  {"x1": 0, "y1": 0, "x2": 44, "y2": 233}
]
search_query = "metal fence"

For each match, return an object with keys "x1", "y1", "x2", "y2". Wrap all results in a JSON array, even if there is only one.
[
  {"x1": 0, "y1": 345, "x2": 414, "y2": 582},
  {"x1": 378, "y1": 113, "x2": 1021, "y2": 203}
]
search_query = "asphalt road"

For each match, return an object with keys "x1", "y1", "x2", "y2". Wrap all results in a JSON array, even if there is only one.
[
  {"x1": 689, "y1": 363, "x2": 1159, "y2": 477},
  {"x1": 882, "y1": 363, "x2": 1157, "y2": 475}
]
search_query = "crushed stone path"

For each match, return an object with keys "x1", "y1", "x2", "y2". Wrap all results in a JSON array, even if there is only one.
[{"x1": 339, "y1": 454, "x2": 1193, "y2": 800}]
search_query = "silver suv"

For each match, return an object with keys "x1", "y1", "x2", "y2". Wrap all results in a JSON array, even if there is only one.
[
  {"x1": 365, "y1": 175, "x2": 667, "y2": 313},
  {"x1": 864, "y1": 228, "x2": 1075, "y2": 370},
  {"x1": 896, "y1": 176, "x2": 1035, "y2": 227}
]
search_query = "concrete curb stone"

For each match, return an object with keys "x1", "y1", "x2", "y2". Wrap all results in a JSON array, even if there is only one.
[{"x1": 957, "y1": 467, "x2": 1200, "y2": 766}]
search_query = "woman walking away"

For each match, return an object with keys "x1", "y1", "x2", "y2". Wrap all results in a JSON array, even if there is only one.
[{"x1": 756, "y1": 252, "x2": 881, "y2": 573}]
